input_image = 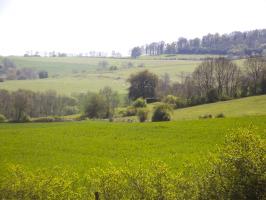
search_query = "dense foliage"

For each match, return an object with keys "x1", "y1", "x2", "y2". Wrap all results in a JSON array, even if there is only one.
[
  {"x1": 158, "y1": 57, "x2": 266, "y2": 107},
  {"x1": 0, "y1": 89, "x2": 77, "y2": 122},
  {"x1": 83, "y1": 86, "x2": 119, "y2": 119},
  {"x1": 152, "y1": 103, "x2": 172, "y2": 122},
  {"x1": 132, "y1": 29, "x2": 266, "y2": 56},
  {"x1": 128, "y1": 70, "x2": 159, "y2": 100}
]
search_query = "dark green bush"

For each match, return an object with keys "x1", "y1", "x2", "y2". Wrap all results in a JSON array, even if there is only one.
[
  {"x1": 152, "y1": 104, "x2": 172, "y2": 122},
  {"x1": 215, "y1": 113, "x2": 225, "y2": 118},
  {"x1": 199, "y1": 114, "x2": 213, "y2": 119},
  {"x1": 137, "y1": 108, "x2": 149, "y2": 122}
]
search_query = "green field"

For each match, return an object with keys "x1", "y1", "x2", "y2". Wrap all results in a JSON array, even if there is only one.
[
  {"x1": 172, "y1": 95, "x2": 266, "y2": 120},
  {"x1": 1, "y1": 115, "x2": 266, "y2": 176},
  {"x1": 0, "y1": 56, "x2": 199, "y2": 94}
]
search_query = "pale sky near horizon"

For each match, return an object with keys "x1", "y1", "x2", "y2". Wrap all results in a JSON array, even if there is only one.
[{"x1": 0, "y1": 0, "x2": 266, "y2": 56}]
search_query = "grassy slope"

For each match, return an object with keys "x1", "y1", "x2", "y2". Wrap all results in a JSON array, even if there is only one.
[
  {"x1": 172, "y1": 95, "x2": 266, "y2": 120},
  {"x1": 0, "y1": 56, "x2": 198, "y2": 94},
  {"x1": 0, "y1": 116, "x2": 266, "y2": 175}
]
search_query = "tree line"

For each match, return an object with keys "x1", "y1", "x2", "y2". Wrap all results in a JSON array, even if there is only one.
[
  {"x1": 127, "y1": 57, "x2": 266, "y2": 107},
  {"x1": 0, "y1": 86, "x2": 120, "y2": 122},
  {"x1": 0, "y1": 90, "x2": 77, "y2": 122},
  {"x1": 131, "y1": 29, "x2": 266, "y2": 58}
]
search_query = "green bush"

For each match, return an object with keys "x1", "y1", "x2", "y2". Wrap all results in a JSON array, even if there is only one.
[
  {"x1": 198, "y1": 128, "x2": 266, "y2": 200},
  {"x1": 152, "y1": 104, "x2": 172, "y2": 122},
  {"x1": 199, "y1": 114, "x2": 213, "y2": 119},
  {"x1": 133, "y1": 98, "x2": 147, "y2": 108},
  {"x1": 123, "y1": 106, "x2": 137, "y2": 117},
  {"x1": 163, "y1": 95, "x2": 177, "y2": 105},
  {"x1": 0, "y1": 114, "x2": 6, "y2": 123},
  {"x1": 0, "y1": 165, "x2": 86, "y2": 200},
  {"x1": 137, "y1": 108, "x2": 149, "y2": 122},
  {"x1": 215, "y1": 113, "x2": 225, "y2": 118}
]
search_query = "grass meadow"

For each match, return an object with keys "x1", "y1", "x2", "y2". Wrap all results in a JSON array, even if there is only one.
[
  {"x1": 1, "y1": 115, "x2": 266, "y2": 176},
  {"x1": 172, "y1": 95, "x2": 266, "y2": 120},
  {"x1": 0, "y1": 56, "x2": 199, "y2": 94}
]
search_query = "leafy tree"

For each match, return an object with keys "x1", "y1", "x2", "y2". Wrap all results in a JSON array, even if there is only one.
[
  {"x1": 84, "y1": 94, "x2": 106, "y2": 118},
  {"x1": 131, "y1": 47, "x2": 142, "y2": 58},
  {"x1": 128, "y1": 70, "x2": 159, "y2": 100},
  {"x1": 99, "y1": 86, "x2": 119, "y2": 118}
]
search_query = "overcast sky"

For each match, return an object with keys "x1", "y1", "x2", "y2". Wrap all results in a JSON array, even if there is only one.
[{"x1": 0, "y1": 0, "x2": 266, "y2": 56}]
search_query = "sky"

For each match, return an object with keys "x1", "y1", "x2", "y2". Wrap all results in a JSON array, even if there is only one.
[{"x1": 0, "y1": 0, "x2": 266, "y2": 56}]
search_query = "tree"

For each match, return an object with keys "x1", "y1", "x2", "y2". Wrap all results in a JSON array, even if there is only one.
[
  {"x1": 38, "y1": 71, "x2": 48, "y2": 79},
  {"x1": 84, "y1": 94, "x2": 106, "y2": 118},
  {"x1": 128, "y1": 70, "x2": 159, "y2": 100},
  {"x1": 12, "y1": 90, "x2": 31, "y2": 122},
  {"x1": 99, "y1": 86, "x2": 119, "y2": 118},
  {"x1": 131, "y1": 47, "x2": 142, "y2": 58}
]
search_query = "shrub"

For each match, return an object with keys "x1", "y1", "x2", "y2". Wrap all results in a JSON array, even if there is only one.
[
  {"x1": 0, "y1": 165, "x2": 85, "y2": 200},
  {"x1": 133, "y1": 98, "x2": 147, "y2": 108},
  {"x1": 198, "y1": 128, "x2": 266, "y2": 200},
  {"x1": 163, "y1": 95, "x2": 177, "y2": 105},
  {"x1": 124, "y1": 106, "x2": 137, "y2": 117},
  {"x1": 137, "y1": 108, "x2": 149, "y2": 122},
  {"x1": 152, "y1": 104, "x2": 172, "y2": 122},
  {"x1": 63, "y1": 106, "x2": 79, "y2": 115},
  {"x1": 84, "y1": 94, "x2": 106, "y2": 118},
  {"x1": 215, "y1": 113, "x2": 225, "y2": 118},
  {"x1": 199, "y1": 114, "x2": 213, "y2": 119},
  {"x1": 38, "y1": 71, "x2": 48, "y2": 79},
  {"x1": 207, "y1": 88, "x2": 219, "y2": 103},
  {"x1": 0, "y1": 114, "x2": 6, "y2": 123},
  {"x1": 32, "y1": 117, "x2": 55, "y2": 123}
]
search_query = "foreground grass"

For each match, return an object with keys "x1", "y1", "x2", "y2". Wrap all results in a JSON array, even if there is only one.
[
  {"x1": 0, "y1": 115, "x2": 266, "y2": 176},
  {"x1": 173, "y1": 95, "x2": 266, "y2": 120}
]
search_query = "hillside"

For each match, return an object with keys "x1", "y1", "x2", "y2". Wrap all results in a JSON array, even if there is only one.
[
  {"x1": 172, "y1": 95, "x2": 266, "y2": 120},
  {"x1": 0, "y1": 56, "x2": 199, "y2": 94}
]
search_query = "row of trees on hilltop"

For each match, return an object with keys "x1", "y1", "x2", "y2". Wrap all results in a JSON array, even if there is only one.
[{"x1": 131, "y1": 29, "x2": 266, "y2": 58}]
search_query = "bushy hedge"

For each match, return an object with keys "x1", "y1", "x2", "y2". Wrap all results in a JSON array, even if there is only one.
[
  {"x1": 136, "y1": 108, "x2": 149, "y2": 122},
  {"x1": 152, "y1": 104, "x2": 172, "y2": 122}
]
